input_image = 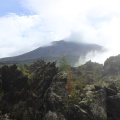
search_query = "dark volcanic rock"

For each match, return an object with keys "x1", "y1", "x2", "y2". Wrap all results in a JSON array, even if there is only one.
[
  {"x1": 43, "y1": 72, "x2": 67, "y2": 119},
  {"x1": 1, "y1": 59, "x2": 120, "y2": 120},
  {"x1": 105, "y1": 82, "x2": 120, "y2": 120},
  {"x1": 65, "y1": 104, "x2": 93, "y2": 120},
  {"x1": 0, "y1": 61, "x2": 68, "y2": 120},
  {"x1": 107, "y1": 94, "x2": 120, "y2": 120},
  {"x1": 43, "y1": 111, "x2": 66, "y2": 120},
  {"x1": 79, "y1": 85, "x2": 107, "y2": 120}
]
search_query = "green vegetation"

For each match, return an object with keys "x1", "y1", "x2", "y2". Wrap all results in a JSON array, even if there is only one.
[
  {"x1": 59, "y1": 57, "x2": 71, "y2": 72},
  {"x1": 1, "y1": 54, "x2": 120, "y2": 119},
  {"x1": 104, "y1": 55, "x2": 120, "y2": 75}
]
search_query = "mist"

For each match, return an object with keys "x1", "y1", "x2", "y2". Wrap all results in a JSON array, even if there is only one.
[
  {"x1": 65, "y1": 31, "x2": 119, "y2": 66},
  {"x1": 0, "y1": 0, "x2": 120, "y2": 65}
]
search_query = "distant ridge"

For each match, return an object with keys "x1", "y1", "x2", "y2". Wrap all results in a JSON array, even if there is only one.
[{"x1": 0, "y1": 40, "x2": 104, "y2": 65}]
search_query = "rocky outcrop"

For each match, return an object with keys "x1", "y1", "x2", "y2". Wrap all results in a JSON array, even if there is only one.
[
  {"x1": 0, "y1": 62, "x2": 67, "y2": 120},
  {"x1": 43, "y1": 111, "x2": 66, "y2": 120},
  {"x1": 1, "y1": 60, "x2": 120, "y2": 120},
  {"x1": 65, "y1": 104, "x2": 93, "y2": 120},
  {"x1": 79, "y1": 85, "x2": 107, "y2": 120},
  {"x1": 105, "y1": 82, "x2": 120, "y2": 120},
  {"x1": 107, "y1": 94, "x2": 120, "y2": 120},
  {"x1": 77, "y1": 81, "x2": 120, "y2": 120},
  {"x1": 43, "y1": 72, "x2": 67, "y2": 120}
]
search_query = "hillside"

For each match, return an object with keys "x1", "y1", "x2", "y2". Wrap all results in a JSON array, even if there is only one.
[
  {"x1": 0, "y1": 40, "x2": 103, "y2": 65},
  {"x1": 1, "y1": 55, "x2": 120, "y2": 119}
]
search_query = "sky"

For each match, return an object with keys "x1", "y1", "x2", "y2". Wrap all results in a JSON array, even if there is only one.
[{"x1": 0, "y1": 0, "x2": 120, "y2": 64}]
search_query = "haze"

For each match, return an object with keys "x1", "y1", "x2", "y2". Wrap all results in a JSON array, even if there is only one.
[{"x1": 0, "y1": 0, "x2": 120, "y2": 64}]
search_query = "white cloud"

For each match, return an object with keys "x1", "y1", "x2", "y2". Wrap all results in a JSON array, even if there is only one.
[
  {"x1": 0, "y1": 14, "x2": 56, "y2": 58},
  {"x1": 0, "y1": 0, "x2": 120, "y2": 64},
  {"x1": 21, "y1": 0, "x2": 120, "y2": 46}
]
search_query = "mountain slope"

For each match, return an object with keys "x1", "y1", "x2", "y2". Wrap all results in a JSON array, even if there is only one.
[{"x1": 0, "y1": 40, "x2": 103, "y2": 64}]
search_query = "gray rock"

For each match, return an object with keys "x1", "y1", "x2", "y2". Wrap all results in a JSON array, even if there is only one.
[
  {"x1": 43, "y1": 111, "x2": 66, "y2": 120},
  {"x1": 44, "y1": 72, "x2": 67, "y2": 119},
  {"x1": 80, "y1": 85, "x2": 107, "y2": 120},
  {"x1": 107, "y1": 93, "x2": 120, "y2": 120},
  {"x1": 65, "y1": 104, "x2": 93, "y2": 120}
]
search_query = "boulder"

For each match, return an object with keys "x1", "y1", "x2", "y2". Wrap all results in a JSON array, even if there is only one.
[
  {"x1": 65, "y1": 104, "x2": 93, "y2": 120},
  {"x1": 43, "y1": 111, "x2": 66, "y2": 120},
  {"x1": 44, "y1": 72, "x2": 67, "y2": 117},
  {"x1": 79, "y1": 85, "x2": 107, "y2": 120},
  {"x1": 107, "y1": 94, "x2": 120, "y2": 120}
]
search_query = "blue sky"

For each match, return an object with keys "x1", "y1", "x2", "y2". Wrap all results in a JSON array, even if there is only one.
[
  {"x1": 0, "y1": 0, "x2": 120, "y2": 64},
  {"x1": 0, "y1": 0, "x2": 31, "y2": 16}
]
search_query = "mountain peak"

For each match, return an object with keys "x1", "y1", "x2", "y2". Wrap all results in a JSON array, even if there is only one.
[{"x1": 0, "y1": 40, "x2": 104, "y2": 65}]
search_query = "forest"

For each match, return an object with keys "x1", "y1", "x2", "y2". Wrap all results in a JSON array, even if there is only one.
[{"x1": 0, "y1": 55, "x2": 120, "y2": 120}]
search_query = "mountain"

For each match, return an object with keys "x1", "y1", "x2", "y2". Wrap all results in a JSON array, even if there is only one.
[{"x1": 0, "y1": 40, "x2": 104, "y2": 65}]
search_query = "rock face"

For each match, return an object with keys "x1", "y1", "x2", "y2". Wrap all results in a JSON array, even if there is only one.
[
  {"x1": 107, "y1": 94, "x2": 120, "y2": 120},
  {"x1": 64, "y1": 84, "x2": 107, "y2": 120},
  {"x1": 64, "y1": 104, "x2": 93, "y2": 120},
  {"x1": 43, "y1": 72, "x2": 67, "y2": 120},
  {"x1": 77, "y1": 82, "x2": 120, "y2": 120},
  {"x1": 79, "y1": 85, "x2": 107, "y2": 120},
  {"x1": 44, "y1": 72, "x2": 67, "y2": 111},
  {"x1": 104, "y1": 55, "x2": 120, "y2": 75},
  {"x1": 43, "y1": 111, "x2": 66, "y2": 120},
  {"x1": 0, "y1": 62, "x2": 67, "y2": 120},
  {"x1": 62, "y1": 81, "x2": 120, "y2": 120},
  {"x1": 106, "y1": 82, "x2": 120, "y2": 120},
  {"x1": 1, "y1": 60, "x2": 120, "y2": 120}
]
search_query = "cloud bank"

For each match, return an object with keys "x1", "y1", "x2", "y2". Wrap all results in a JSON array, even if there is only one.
[{"x1": 0, "y1": 0, "x2": 120, "y2": 64}]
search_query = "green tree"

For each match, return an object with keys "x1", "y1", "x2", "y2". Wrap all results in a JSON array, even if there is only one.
[
  {"x1": 18, "y1": 64, "x2": 31, "y2": 78},
  {"x1": 59, "y1": 57, "x2": 70, "y2": 72}
]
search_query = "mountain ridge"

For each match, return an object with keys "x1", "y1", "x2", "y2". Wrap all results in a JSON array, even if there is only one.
[{"x1": 0, "y1": 40, "x2": 104, "y2": 64}]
